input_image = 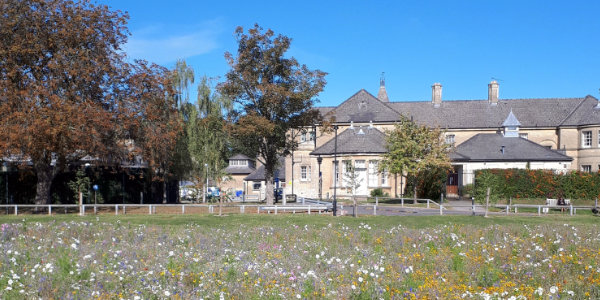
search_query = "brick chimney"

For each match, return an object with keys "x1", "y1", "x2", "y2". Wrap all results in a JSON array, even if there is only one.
[
  {"x1": 431, "y1": 83, "x2": 442, "y2": 108},
  {"x1": 488, "y1": 80, "x2": 499, "y2": 105}
]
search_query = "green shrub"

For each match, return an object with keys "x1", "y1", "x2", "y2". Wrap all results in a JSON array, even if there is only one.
[
  {"x1": 473, "y1": 169, "x2": 600, "y2": 201},
  {"x1": 370, "y1": 188, "x2": 385, "y2": 197}
]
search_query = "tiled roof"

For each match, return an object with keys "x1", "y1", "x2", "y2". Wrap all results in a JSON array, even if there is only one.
[
  {"x1": 318, "y1": 89, "x2": 600, "y2": 129},
  {"x1": 560, "y1": 95, "x2": 600, "y2": 126},
  {"x1": 229, "y1": 154, "x2": 252, "y2": 160},
  {"x1": 323, "y1": 90, "x2": 401, "y2": 123},
  {"x1": 387, "y1": 97, "x2": 592, "y2": 129},
  {"x1": 450, "y1": 134, "x2": 572, "y2": 162},
  {"x1": 310, "y1": 126, "x2": 387, "y2": 155},
  {"x1": 224, "y1": 165, "x2": 255, "y2": 175},
  {"x1": 244, "y1": 158, "x2": 286, "y2": 181}
]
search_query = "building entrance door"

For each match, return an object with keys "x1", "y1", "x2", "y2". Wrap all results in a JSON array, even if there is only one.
[{"x1": 446, "y1": 172, "x2": 459, "y2": 198}]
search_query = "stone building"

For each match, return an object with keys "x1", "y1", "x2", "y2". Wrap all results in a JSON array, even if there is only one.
[{"x1": 284, "y1": 80, "x2": 600, "y2": 199}]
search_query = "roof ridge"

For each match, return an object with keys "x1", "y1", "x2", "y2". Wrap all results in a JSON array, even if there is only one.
[
  {"x1": 387, "y1": 97, "x2": 584, "y2": 104},
  {"x1": 558, "y1": 97, "x2": 587, "y2": 126}
]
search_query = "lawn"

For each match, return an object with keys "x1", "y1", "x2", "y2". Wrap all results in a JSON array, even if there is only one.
[{"x1": 1, "y1": 214, "x2": 599, "y2": 299}]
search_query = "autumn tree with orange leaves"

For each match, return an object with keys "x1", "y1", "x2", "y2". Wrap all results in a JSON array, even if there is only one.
[
  {"x1": 219, "y1": 24, "x2": 326, "y2": 205},
  {"x1": 0, "y1": 0, "x2": 181, "y2": 204}
]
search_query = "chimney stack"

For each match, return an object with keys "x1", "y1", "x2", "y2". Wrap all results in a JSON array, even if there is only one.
[
  {"x1": 488, "y1": 80, "x2": 499, "y2": 105},
  {"x1": 431, "y1": 83, "x2": 442, "y2": 108}
]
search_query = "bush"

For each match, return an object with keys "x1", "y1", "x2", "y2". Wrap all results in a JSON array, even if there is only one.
[
  {"x1": 473, "y1": 169, "x2": 600, "y2": 202},
  {"x1": 370, "y1": 188, "x2": 385, "y2": 197}
]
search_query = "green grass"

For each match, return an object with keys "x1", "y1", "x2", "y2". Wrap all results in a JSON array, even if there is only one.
[{"x1": 1, "y1": 213, "x2": 598, "y2": 228}]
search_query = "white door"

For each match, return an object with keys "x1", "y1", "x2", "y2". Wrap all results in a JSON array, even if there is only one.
[{"x1": 356, "y1": 169, "x2": 368, "y2": 195}]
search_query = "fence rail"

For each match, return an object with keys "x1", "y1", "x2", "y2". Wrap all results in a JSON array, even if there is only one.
[{"x1": 0, "y1": 201, "x2": 596, "y2": 217}]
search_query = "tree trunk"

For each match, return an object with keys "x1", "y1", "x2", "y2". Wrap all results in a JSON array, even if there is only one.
[
  {"x1": 34, "y1": 163, "x2": 54, "y2": 205},
  {"x1": 353, "y1": 195, "x2": 357, "y2": 217},
  {"x1": 394, "y1": 174, "x2": 398, "y2": 198},
  {"x1": 264, "y1": 163, "x2": 275, "y2": 205},
  {"x1": 265, "y1": 176, "x2": 274, "y2": 205},
  {"x1": 413, "y1": 177, "x2": 418, "y2": 204}
]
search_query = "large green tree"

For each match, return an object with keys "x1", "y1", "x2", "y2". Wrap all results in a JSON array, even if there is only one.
[
  {"x1": 219, "y1": 24, "x2": 326, "y2": 205},
  {"x1": 381, "y1": 116, "x2": 452, "y2": 199}
]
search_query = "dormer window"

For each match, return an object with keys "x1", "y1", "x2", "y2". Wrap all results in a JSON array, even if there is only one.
[{"x1": 229, "y1": 159, "x2": 248, "y2": 166}]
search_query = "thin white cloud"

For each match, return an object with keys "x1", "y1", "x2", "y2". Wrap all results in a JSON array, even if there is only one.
[{"x1": 124, "y1": 25, "x2": 220, "y2": 65}]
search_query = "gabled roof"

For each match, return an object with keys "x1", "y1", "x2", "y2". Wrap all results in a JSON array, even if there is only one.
[
  {"x1": 450, "y1": 134, "x2": 572, "y2": 162},
  {"x1": 559, "y1": 95, "x2": 600, "y2": 126},
  {"x1": 244, "y1": 157, "x2": 286, "y2": 181},
  {"x1": 311, "y1": 126, "x2": 387, "y2": 155},
  {"x1": 324, "y1": 89, "x2": 401, "y2": 123}
]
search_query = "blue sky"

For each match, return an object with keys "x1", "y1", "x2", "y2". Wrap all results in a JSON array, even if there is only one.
[{"x1": 103, "y1": 0, "x2": 600, "y2": 107}]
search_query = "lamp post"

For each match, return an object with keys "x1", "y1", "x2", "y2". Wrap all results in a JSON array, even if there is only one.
[
  {"x1": 333, "y1": 125, "x2": 338, "y2": 216},
  {"x1": 203, "y1": 163, "x2": 208, "y2": 203},
  {"x1": 2, "y1": 162, "x2": 7, "y2": 212},
  {"x1": 317, "y1": 156, "x2": 323, "y2": 201}
]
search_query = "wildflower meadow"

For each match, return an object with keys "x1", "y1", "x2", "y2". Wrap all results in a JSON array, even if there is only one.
[{"x1": 1, "y1": 215, "x2": 599, "y2": 299}]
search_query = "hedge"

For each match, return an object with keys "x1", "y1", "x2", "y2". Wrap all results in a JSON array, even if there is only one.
[{"x1": 473, "y1": 169, "x2": 600, "y2": 203}]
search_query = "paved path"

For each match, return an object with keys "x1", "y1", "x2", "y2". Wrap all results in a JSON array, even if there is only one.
[{"x1": 339, "y1": 199, "x2": 495, "y2": 216}]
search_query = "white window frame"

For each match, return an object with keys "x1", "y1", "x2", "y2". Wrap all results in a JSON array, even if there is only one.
[
  {"x1": 300, "y1": 165, "x2": 311, "y2": 181},
  {"x1": 381, "y1": 168, "x2": 389, "y2": 186},
  {"x1": 368, "y1": 160, "x2": 378, "y2": 187},
  {"x1": 582, "y1": 165, "x2": 592, "y2": 173},
  {"x1": 355, "y1": 160, "x2": 365, "y2": 169},
  {"x1": 333, "y1": 161, "x2": 340, "y2": 186},
  {"x1": 582, "y1": 131, "x2": 592, "y2": 148},
  {"x1": 341, "y1": 160, "x2": 352, "y2": 187},
  {"x1": 445, "y1": 134, "x2": 455, "y2": 145},
  {"x1": 252, "y1": 181, "x2": 261, "y2": 190}
]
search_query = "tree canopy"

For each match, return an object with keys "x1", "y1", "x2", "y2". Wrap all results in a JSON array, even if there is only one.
[
  {"x1": 219, "y1": 24, "x2": 326, "y2": 205},
  {"x1": 0, "y1": 0, "x2": 180, "y2": 204},
  {"x1": 381, "y1": 115, "x2": 452, "y2": 198}
]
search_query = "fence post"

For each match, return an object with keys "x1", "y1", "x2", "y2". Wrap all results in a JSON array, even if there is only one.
[
  {"x1": 375, "y1": 197, "x2": 379, "y2": 206},
  {"x1": 81, "y1": 205, "x2": 85, "y2": 216},
  {"x1": 115, "y1": 205, "x2": 118, "y2": 215},
  {"x1": 257, "y1": 206, "x2": 260, "y2": 214},
  {"x1": 401, "y1": 198, "x2": 404, "y2": 207},
  {"x1": 94, "y1": 205, "x2": 97, "y2": 215},
  {"x1": 537, "y1": 206, "x2": 540, "y2": 216},
  {"x1": 275, "y1": 206, "x2": 278, "y2": 215},
  {"x1": 484, "y1": 187, "x2": 490, "y2": 218},
  {"x1": 471, "y1": 197, "x2": 475, "y2": 216},
  {"x1": 182, "y1": 205, "x2": 185, "y2": 215},
  {"x1": 570, "y1": 205, "x2": 573, "y2": 216},
  {"x1": 149, "y1": 205, "x2": 152, "y2": 215},
  {"x1": 439, "y1": 203, "x2": 443, "y2": 215},
  {"x1": 596, "y1": 198, "x2": 598, "y2": 208},
  {"x1": 373, "y1": 205, "x2": 377, "y2": 216},
  {"x1": 14, "y1": 205, "x2": 17, "y2": 216},
  {"x1": 308, "y1": 205, "x2": 311, "y2": 215},
  {"x1": 507, "y1": 205, "x2": 510, "y2": 215},
  {"x1": 123, "y1": 206, "x2": 126, "y2": 215}
]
